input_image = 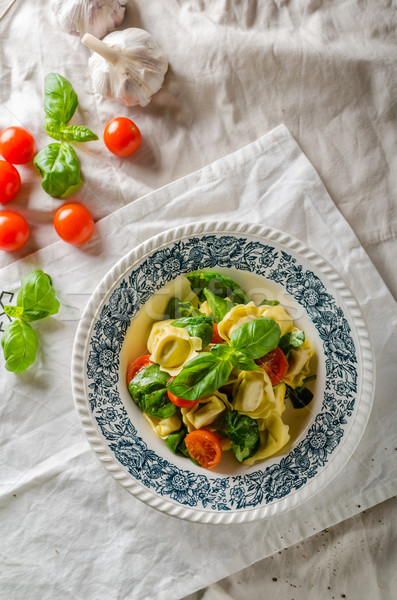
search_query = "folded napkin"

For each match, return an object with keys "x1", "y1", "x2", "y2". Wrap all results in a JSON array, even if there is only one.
[{"x1": 1, "y1": 125, "x2": 396, "y2": 600}]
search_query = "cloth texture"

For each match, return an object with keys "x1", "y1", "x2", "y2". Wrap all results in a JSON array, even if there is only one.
[
  {"x1": 0, "y1": 1, "x2": 396, "y2": 599},
  {"x1": 1, "y1": 124, "x2": 396, "y2": 600}
]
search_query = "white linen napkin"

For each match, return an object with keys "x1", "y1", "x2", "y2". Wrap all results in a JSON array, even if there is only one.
[{"x1": 1, "y1": 125, "x2": 396, "y2": 600}]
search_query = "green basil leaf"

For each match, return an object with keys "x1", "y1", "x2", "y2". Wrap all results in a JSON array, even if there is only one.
[
  {"x1": 61, "y1": 125, "x2": 98, "y2": 143},
  {"x1": 221, "y1": 411, "x2": 260, "y2": 462},
  {"x1": 209, "y1": 343, "x2": 256, "y2": 371},
  {"x1": 15, "y1": 270, "x2": 60, "y2": 321},
  {"x1": 167, "y1": 352, "x2": 232, "y2": 401},
  {"x1": 186, "y1": 271, "x2": 250, "y2": 304},
  {"x1": 285, "y1": 383, "x2": 314, "y2": 409},
  {"x1": 172, "y1": 316, "x2": 214, "y2": 348},
  {"x1": 128, "y1": 363, "x2": 177, "y2": 418},
  {"x1": 203, "y1": 288, "x2": 234, "y2": 323},
  {"x1": 4, "y1": 305, "x2": 24, "y2": 319},
  {"x1": 1, "y1": 319, "x2": 38, "y2": 372},
  {"x1": 259, "y1": 298, "x2": 280, "y2": 306},
  {"x1": 164, "y1": 297, "x2": 203, "y2": 319},
  {"x1": 34, "y1": 142, "x2": 82, "y2": 198},
  {"x1": 230, "y1": 317, "x2": 281, "y2": 359},
  {"x1": 44, "y1": 73, "x2": 78, "y2": 125},
  {"x1": 44, "y1": 117, "x2": 63, "y2": 141},
  {"x1": 279, "y1": 330, "x2": 305, "y2": 356}
]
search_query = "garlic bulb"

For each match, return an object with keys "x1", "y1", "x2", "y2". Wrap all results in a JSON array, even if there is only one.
[
  {"x1": 52, "y1": 0, "x2": 128, "y2": 39},
  {"x1": 81, "y1": 28, "x2": 168, "y2": 107}
]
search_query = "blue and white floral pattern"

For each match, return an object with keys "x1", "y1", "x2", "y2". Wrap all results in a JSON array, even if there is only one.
[{"x1": 85, "y1": 235, "x2": 358, "y2": 511}]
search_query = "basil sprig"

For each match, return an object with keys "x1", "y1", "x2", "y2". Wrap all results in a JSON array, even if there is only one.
[
  {"x1": 1, "y1": 270, "x2": 60, "y2": 372},
  {"x1": 34, "y1": 73, "x2": 98, "y2": 198},
  {"x1": 167, "y1": 317, "x2": 281, "y2": 400}
]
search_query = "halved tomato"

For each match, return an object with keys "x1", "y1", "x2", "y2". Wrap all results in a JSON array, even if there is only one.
[
  {"x1": 185, "y1": 429, "x2": 222, "y2": 469},
  {"x1": 255, "y1": 346, "x2": 289, "y2": 385},
  {"x1": 126, "y1": 354, "x2": 153, "y2": 385}
]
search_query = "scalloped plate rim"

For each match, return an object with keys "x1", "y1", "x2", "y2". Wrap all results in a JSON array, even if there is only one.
[{"x1": 71, "y1": 220, "x2": 375, "y2": 524}]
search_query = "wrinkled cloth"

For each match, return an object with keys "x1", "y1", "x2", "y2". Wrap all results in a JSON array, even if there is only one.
[
  {"x1": 0, "y1": 1, "x2": 396, "y2": 599},
  {"x1": 1, "y1": 124, "x2": 396, "y2": 600}
]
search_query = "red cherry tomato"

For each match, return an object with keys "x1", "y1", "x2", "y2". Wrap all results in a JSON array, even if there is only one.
[
  {"x1": 126, "y1": 354, "x2": 153, "y2": 385},
  {"x1": 53, "y1": 203, "x2": 95, "y2": 245},
  {"x1": 210, "y1": 323, "x2": 224, "y2": 344},
  {"x1": 0, "y1": 211, "x2": 29, "y2": 251},
  {"x1": 255, "y1": 346, "x2": 289, "y2": 385},
  {"x1": 185, "y1": 429, "x2": 222, "y2": 469},
  {"x1": 0, "y1": 127, "x2": 36, "y2": 164},
  {"x1": 103, "y1": 117, "x2": 142, "y2": 157},
  {"x1": 0, "y1": 161, "x2": 21, "y2": 204}
]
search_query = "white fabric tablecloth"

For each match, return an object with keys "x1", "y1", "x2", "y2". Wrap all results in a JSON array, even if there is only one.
[{"x1": 0, "y1": 1, "x2": 396, "y2": 599}]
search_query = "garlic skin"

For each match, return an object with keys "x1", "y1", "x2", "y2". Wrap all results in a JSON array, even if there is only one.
[
  {"x1": 52, "y1": 0, "x2": 128, "y2": 39},
  {"x1": 81, "y1": 28, "x2": 168, "y2": 107}
]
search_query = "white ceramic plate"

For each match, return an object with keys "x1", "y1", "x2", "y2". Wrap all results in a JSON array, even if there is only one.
[{"x1": 72, "y1": 221, "x2": 374, "y2": 524}]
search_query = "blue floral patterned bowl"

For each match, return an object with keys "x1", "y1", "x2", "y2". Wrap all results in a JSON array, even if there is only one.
[{"x1": 71, "y1": 221, "x2": 374, "y2": 524}]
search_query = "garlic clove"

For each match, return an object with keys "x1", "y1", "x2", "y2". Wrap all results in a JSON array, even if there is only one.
[
  {"x1": 82, "y1": 29, "x2": 168, "y2": 107},
  {"x1": 52, "y1": 0, "x2": 128, "y2": 39}
]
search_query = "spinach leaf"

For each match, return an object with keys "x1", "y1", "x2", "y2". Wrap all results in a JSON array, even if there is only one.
[
  {"x1": 260, "y1": 298, "x2": 280, "y2": 306},
  {"x1": 164, "y1": 297, "x2": 203, "y2": 319},
  {"x1": 172, "y1": 316, "x2": 214, "y2": 348},
  {"x1": 1, "y1": 320, "x2": 39, "y2": 372},
  {"x1": 166, "y1": 427, "x2": 190, "y2": 458},
  {"x1": 167, "y1": 352, "x2": 232, "y2": 401},
  {"x1": 210, "y1": 343, "x2": 257, "y2": 371},
  {"x1": 44, "y1": 73, "x2": 78, "y2": 126},
  {"x1": 230, "y1": 317, "x2": 281, "y2": 359},
  {"x1": 279, "y1": 330, "x2": 305, "y2": 357},
  {"x1": 186, "y1": 271, "x2": 250, "y2": 304},
  {"x1": 4, "y1": 270, "x2": 60, "y2": 322},
  {"x1": 34, "y1": 142, "x2": 82, "y2": 198},
  {"x1": 203, "y1": 288, "x2": 234, "y2": 323},
  {"x1": 43, "y1": 73, "x2": 77, "y2": 126},
  {"x1": 221, "y1": 410, "x2": 260, "y2": 462},
  {"x1": 128, "y1": 363, "x2": 177, "y2": 419},
  {"x1": 285, "y1": 383, "x2": 314, "y2": 408}
]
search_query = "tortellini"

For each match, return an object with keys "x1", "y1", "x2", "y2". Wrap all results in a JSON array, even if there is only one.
[
  {"x1": 284, "y1": 340, "x2": 315, "y2": 388},
  {"x1": 147, "y1": 319, "x2": 202, "y2": 376},
  {"x1": 143, "y1": 413, "x2": 182, "y2": 439},
  {"x1": 258, "y1": 304, "x2": 294, "y2": 337},
  {"x1": 181, "y1": 391, "x2": 232, "y2": 432},
  {"x1": 218, "y1": 301, "x2": 259, "y2": 341},
  {"x1": 244, "y1": 413, "x2": 290, "y2": 466},
  {"x1": 233, "y1": 369, "x2": 277, "y2": 419}
]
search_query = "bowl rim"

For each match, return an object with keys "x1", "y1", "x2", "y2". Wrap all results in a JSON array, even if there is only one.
[{"x1": 71, "y1": 220, "x2": 375, "y2": 524}]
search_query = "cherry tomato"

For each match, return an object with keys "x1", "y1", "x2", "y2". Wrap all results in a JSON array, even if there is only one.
[
  {"x1": 255, "y1": 346, "x2": 289, "y2": 386},
  {"x1": 0, "y1": 126, "x2": 36, "y2": 164},
  {"x1": 166, "y1": 376, "x2": 201, "y2": 408},
  {"x1": 126, "y1": 354, "x2": 153, "y2": 385},
  {"x1": 0, "y1": 211, "x2": 29, "y2": 251},
  {"x1": 53, "y1": 203, "x2": 95, "y2": 245},
  {"x1": 185, "y1": 429, "x2": 222, "y2": 469},
  {"x1": 103, "y1": 117, "x2": 142, "y2": 157},
  {"x1": 0, "y1": 161, "x2": 21, "y2": 204},
  {"x1": 210, "y1": 323, "x2": 224, "y2": 344}
]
